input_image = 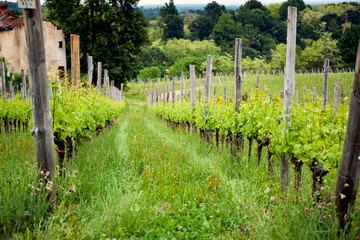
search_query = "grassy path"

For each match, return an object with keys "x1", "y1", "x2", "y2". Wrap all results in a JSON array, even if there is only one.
[{"x1": 2, "y1": 94, "x2": 353, "y2": 239}]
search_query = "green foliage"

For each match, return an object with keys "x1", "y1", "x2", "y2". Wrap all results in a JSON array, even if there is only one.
[
  {"x1": 299, "y1": 32, "x2": 341, "y2": 69},
  {"x1": 212, "y1": 12, "x2": 240, "y2": 54},
  {"x1": 189, "y1": 1, "x2": 225, "y2": 40},
  {"x1": 167, "y1": 56, "x2": 206, "y2": 77},
  {"x1": 45, "y1": 0, "x2": 148, "y2": 86},
  {"x1": 138, "y1": 67, "x2": 161, "y2": 80},
  {"x1": 159, "y1": 0, "x2": 184, "y2": 40},
  {"x1": 279, "y1": 0, "x2": 306, "y2": 20},
  {"x1": 338, "y1": 24, "x2": 360, "y2": 68},
  {"x1": 165, "y1": 39, "x2": 220, "y2": 58}
]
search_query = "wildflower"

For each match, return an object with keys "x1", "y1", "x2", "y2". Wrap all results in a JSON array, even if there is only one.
[
  {"x1": 240, "y1": 226, "x2": 245, "y2": 231},
  {"x1": 322, "y1": 215, "x2": 326, "y2": 220},
  {"x1": 344, "y1": 183, "x2": 349, "y2": 187},
  {"x1": 270, "y1": 196, "x2": 275, "y2": 201},
  {"x1": 24, "y1": 211, "x2": 28, "y2": 215},
  {"x1": 264, "y1": 188, "x2": 270, "y2": 194},
  {"x1": 210, "y1": 216, "x2": 213, "y2": 218},
  {"x1": 234, "y1": 225, "x2": 237, "y2": 228},
  {"x1": 327, "y1": 198, "x2": 331, "y2": 203},
  {"x1": 305, "y1": 207, "x2": 309, "y2": 212},
  {"x1": 310, "y1": 208, "x2": 314, "y2": 211},
  {"x1": 218, "y1": 185, "x2": 221, "y2": 188},
  {"x1": 321, "y1": 201, "x2": 326, "y2": 206},
  {"x1": 318, "y1": 205, "x2": 323, "y2": 210},
  {"x1": 355, "y1": 236, "x2": 359, "y2": 240},
  {"x1": 341, "y1": 194, "x2": 346, "y2": 199},
  {"x1": 164, "y1": 202, "x2": 168, "y2": 205},
  {"x1": 18, "y1": 219, "x2": 22, "y2": 223},
  {"x1": 264, "y1": 209, "x2": 268, "y2": 213}
]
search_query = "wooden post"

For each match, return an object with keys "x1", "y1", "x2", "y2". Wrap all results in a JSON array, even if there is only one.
[
  {"x1": 224, "y1": 85, "x2": 227, "y2": 104},
  {"x1": 312, "y1": 87, "x2": 316, "y2": 102},
  {"x1": 334, "y1": 81, "x2": 340, "y2": 113},
  {"x1": 190, "y1": 65, "x2": 196, "y2": 133},
  {"x1": 120, "y1": 84, "x2": 124, "y2": 102},
  {"x1": 304, "y1": 85, "x2": 309, "y2": 103},
  {"x1": 22, "y1": 0, "x2": 56, "y2": 198},
  {"x1": 180, "y1": 72, "x2": 184, "y2": 108},
  {"x1": 172, "y1": 78, "x2": 175, "y2": 105},
  {"x1": 255, "y1": 71, "x2": 260, "y2": 90},
  {"x1": 235, "y1": 38, "x2": 243, "y2": 112},
  {"x1": 87, "y1": 55, "x2": 93, "y2": 86},
  {"x1": 204, "y1": 55, "x2": 213, "y2": 116},
  {"x1": 97, "y1": 62, "x2": 102, "y2": 92},
  {"x1": 281, "y1": 6, "x2": 297, "y2": 188},
  {"x1": 333, "y1": 39, "x2": 360, "y2": 229},
  {"x1": 21, "y1": 69, "x2": 26, "y2": 100},
  {"x1": 70, "y1": 34, "x2": 80, "y2": 88},
  {"x1": 103, "y1": 70, "x2": 108, "y2": 96},
  {"x1": 323, "y1": 59, "x2": 330, "y2": 106},
  {"x1": 1, "y1": 62, "x2": 6, "y2": 102},
  {"x1": 9, "y1": 81, "x2": 14, "y2": 99},
  {"x1": 166, "y1": 77, "x2": 170, "y2": 103}
]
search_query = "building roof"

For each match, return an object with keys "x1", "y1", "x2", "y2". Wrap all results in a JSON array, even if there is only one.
[
  {"x1": 0, "y1": 3, "x2": 61, "y2": 31},
  {"x1": 0, "y1": 5, "x2": 24, "y2": 31}
]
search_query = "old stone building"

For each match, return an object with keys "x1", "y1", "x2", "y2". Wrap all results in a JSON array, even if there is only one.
[{"x1": 0, "y1": 3, "x2": 66, "y2": 81}]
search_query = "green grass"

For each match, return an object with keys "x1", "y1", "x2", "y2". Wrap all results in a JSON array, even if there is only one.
[{"x1": 1, "y1": 93, "x2": 360, "y2": 239}]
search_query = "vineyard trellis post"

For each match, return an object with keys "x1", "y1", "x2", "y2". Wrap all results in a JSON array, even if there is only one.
[
  {"x1": 323, "y1": 59, "x2": 330, "y2": 106},
  {"x1": 21, "y1": 69, "x2": 26, "y2": 101},
  {"x1": 1, "y1": 62, "x2": 6, "y2": 102},
  {"x1": 180, "y1": 72, "x2": 184, "y2": 108},
  {"x1": 204, "y1": 55, "x2": 213, "y2": 117},
  {"x1": 104, "y1": 69, "x2": 108, "y2": 96},
  {"x1": 97, "y1": 62, "x2": 102, "y2": 92},
  {"x1": 22, "y1": 0, "x2": 56, "y2": 199},
  {"x1": 172, "y1": 78, "x2": 175, "y2": 105},
  {"x1": 333, "y1": 39, "x2": 360, "y2": 230},
  {"x1": 190, "y1": 65, "x2": 196, "y2": 133},
  {"x1": 235, "y1": 38, "x2": 243, "y2": 113},
  {"x1": 70, "y1": 34, "x2": 80, "y2": 88},
  {"x1": 87, "y1": 55, "x2": 93, "y2": 86},
  {"x1": 281, "y1": 6, "x2": 297, "y2": 189}
]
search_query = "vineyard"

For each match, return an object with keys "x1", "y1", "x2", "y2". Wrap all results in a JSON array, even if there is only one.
[{"x1": 1, "y1": 1, "x2": 360, "y2": 239}]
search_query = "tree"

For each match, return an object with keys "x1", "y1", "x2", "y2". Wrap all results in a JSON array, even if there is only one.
[
  {"x1": 189, "y1": 1, "x2": 225, "y2": 40},
  {"x1": 299, "y1": 32, "x2": 341, "y2": 69},
  {"x1": 138, "y1": 66, "x2": 161, "y2": 80},
  {"x1": 338, "y1": 25, "x2": 360, "y2": 68},
  {"x1": 212, "y1": 12, "x2": 240, "y2": 54},
  {"x1": 159, "y1": 0, "x2": 184, "y2": 40},
  {"x1": 279, "y1": 0, "x2": 306, "y2": 20},
  {"x1": 45, "y1": 0, "x2": 148, "y2": 86}
]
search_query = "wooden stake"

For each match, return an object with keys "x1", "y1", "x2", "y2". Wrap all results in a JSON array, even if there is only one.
[
  {"x1": 323, "y1": 59, "x2": 330, "y2": 106},
  {"x1": 172, "y1": 78, "x2": 175, "y2": 105},
  {"x1": 70, "y1": 34, "x2": 80, "y2": 88},
  {"x1": 22, "y1": 0, "x2": 56, "y2": 198},
  {"x1": 190, "y1": 65, "x2": 196, "y2": 133},
  {"x1": 1, "y1": 62, "x2": 6, "y2": 102},
  {"x1": 281, "y1": 6, "x2": 297, "y2": 188},
  {"x1": 235, "y1": 38, "x2": 243, "y2": 113},
  {"x1": 21, "y1": 69, "x2": 26, "y2": 100},
  {"x1": 87, "y1": 55, "x2": 93, "y2": 86},
  {"x1": 97, "y1": 62, "x2": 102, "y2": 92},
  {"x1": 180, "y1": 72, "x2": 184, "y2": 108},
  {"x1": 204, "y1": 55, "x2": 213, "y2": 117},
  {"x1": 334, "y1": 81, "x2": 340, "y2": 113},
  {"x1": 333, "y1": 39, "x2": 360, "y2": 229}
]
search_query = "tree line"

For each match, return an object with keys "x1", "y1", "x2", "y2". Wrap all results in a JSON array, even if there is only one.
[{"x1": 136, "y1": 0, "x2": 360, "y2": 79}]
